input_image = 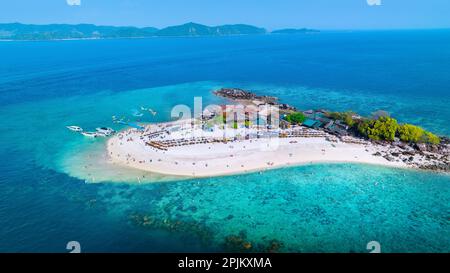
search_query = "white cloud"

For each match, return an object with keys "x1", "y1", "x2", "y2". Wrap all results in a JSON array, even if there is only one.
[{"x1": 67, "y1": 0, "x2": 81, "y2": 6}]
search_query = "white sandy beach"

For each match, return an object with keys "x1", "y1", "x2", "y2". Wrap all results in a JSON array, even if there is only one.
[{"x1": 106, "y1": 125, "x2": 410, "y2": 178}]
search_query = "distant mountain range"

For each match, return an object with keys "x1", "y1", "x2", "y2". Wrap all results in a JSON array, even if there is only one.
[{"x1": 0, "y1": 22, "x2": 319, "y2": 40}]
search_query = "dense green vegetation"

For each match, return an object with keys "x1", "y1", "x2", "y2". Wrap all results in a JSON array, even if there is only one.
[
  {"x1": 357, "y1": 117, "x2": 398, "y2": 141},
  {"x1": 398, "y1": 124, "x2": 425, "y2": 143},
  {"x1": 327, "y1": 111, "x2": 440, "y2": 144},
  {"x1": 424, "y1": 132, "x2": 441, "y2": 145},
  {"x1": 398, "y1": 124, "x2": 440, "y2": 144},
  {"x1": 285, "y1": 112, "x2": 307, "y2": 124}
]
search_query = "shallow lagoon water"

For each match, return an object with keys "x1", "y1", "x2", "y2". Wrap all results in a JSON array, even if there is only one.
[{"x1": 0, "y1": 32, "x2": 449, "y2": 252}]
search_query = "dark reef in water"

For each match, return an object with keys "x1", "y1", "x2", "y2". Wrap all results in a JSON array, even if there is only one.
[
  {"x1": 223, "y1": 231, "x2": 284, "y2": 253},
  {"x1": 129, "y1": 213, "x2": 214, "y2": 244},
  {"x1": 130, "y1": 213, "x2": 285, "y2": 253}
]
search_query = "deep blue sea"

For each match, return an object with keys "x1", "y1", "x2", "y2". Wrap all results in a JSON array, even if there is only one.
[{"x1": 0, "y1": 30, "x2": 449, "y2": 252}]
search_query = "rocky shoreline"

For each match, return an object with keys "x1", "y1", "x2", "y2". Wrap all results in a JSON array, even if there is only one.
[
  {"x1": 371, "y1": 140, "x2": 449, "y2": 172},
  {"x1": 214, "y1": 88, "x2": 297, "y2": 112}
]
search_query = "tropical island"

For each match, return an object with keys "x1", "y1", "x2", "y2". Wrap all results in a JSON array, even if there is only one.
[
  {"x1": 105, "y1": 88, "x2": 449, "y2": 178},
  {"x1": 0, "y1": 22, "x2": 318, "y2": 41}
]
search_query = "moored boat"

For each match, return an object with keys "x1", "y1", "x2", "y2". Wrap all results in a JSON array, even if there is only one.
[
  {"x1": 96, "y1": 127, "x2": 116, "y2": 136},
  {"x1": 66, "y1": 126, "x2": 83, "y2": 132},
  {"x1": 81, "y1": 132, "x2": 98, "y2": 138}
]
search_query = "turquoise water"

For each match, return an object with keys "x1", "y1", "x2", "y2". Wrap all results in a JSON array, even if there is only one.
[{"x1": 0, "y1": 31, "x2": 449, "y2": 252}]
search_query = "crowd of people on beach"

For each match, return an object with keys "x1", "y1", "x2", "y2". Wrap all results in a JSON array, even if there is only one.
[{"x1": 102, "y1": 117, "x2": 449, "y2": 178}]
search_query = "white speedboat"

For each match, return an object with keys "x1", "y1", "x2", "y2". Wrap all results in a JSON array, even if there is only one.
[
  {"x1": 112, "y1": 116, "x2": 126, "y2": 123},
  {"x1": 140, "y1": 106, "x2": 157, "y2": 116},
  {"x1": 132, "y1": 109, "x2": 144, "y2": 117},
  {"x1": 95, "y1": 127, "x2": 115, "y2": 136},
  {"x1": 67, "y1": 126, "x2": 83, "y2": 132},
  {"x1": 81, "y1": 132, "x2": 98, "y2": 138}
]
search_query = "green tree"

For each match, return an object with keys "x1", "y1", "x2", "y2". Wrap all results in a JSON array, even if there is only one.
[
  {"x1": 398, "y1": 124, "x2": 440, "y2": 144},
  {"x1": 398, "y1": 124, "x2": 425, "y2": 143},
  {"x1": 285, "y1": 112, "x2": 307, "y2": 124},
  {"x1": 358, "y1": 117, "x2": 398, "y2": 141},
  {"x1": 423, "y1": 132, "x2": 440, "y2": 144}
]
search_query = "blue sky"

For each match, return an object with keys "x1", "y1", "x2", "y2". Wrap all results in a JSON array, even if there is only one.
[{"x1": 1, "y1": 0, "x2": 449, "y2": 30}]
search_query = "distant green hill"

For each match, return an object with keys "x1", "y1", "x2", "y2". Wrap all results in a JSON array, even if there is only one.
[
  {"x1": 0, "y1": 23, "x2": 158, "y2": 40},
  {"x1": 154, "y1": 22, "x2": 266, "y2": 37},
  {"x1": 271, "y1": 28, "x2": 320, "y2": 34}
]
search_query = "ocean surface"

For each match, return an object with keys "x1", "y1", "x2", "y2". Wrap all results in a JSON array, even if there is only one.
[{"x1": 0, "y1": 30, "x2": 449, "y2": 252}]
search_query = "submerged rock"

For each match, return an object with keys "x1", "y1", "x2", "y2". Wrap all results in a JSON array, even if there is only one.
[
  {"x1": 266, "y1": 240, "x2": 284, "y2": 253},
  {"x1": 223, "y1": 232, "x2": 284, "y2": 253},
  {"x1": 225, "y1": 214, "x2": 234, "y2": 220},
  {"x1": 129, "y1": 212, "x2": 214, "y2": 243}
]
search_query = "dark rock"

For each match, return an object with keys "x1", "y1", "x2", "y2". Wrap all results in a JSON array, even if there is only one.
[
  {"x1": 429, "y1": 145, "x2": 439, "y2": 153},
  {"x1": 266, "y1": 240, "x2": 284, "y2": 253},
  {"x1": 279, "y1": 103, "x2": 297, "y2": 111},
  {"x1": 415, "y1": 143, "x2": 427, "y2": 152},
  {"x1": 214, "y1": 88, "x2": 278, "y2": 104}
]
